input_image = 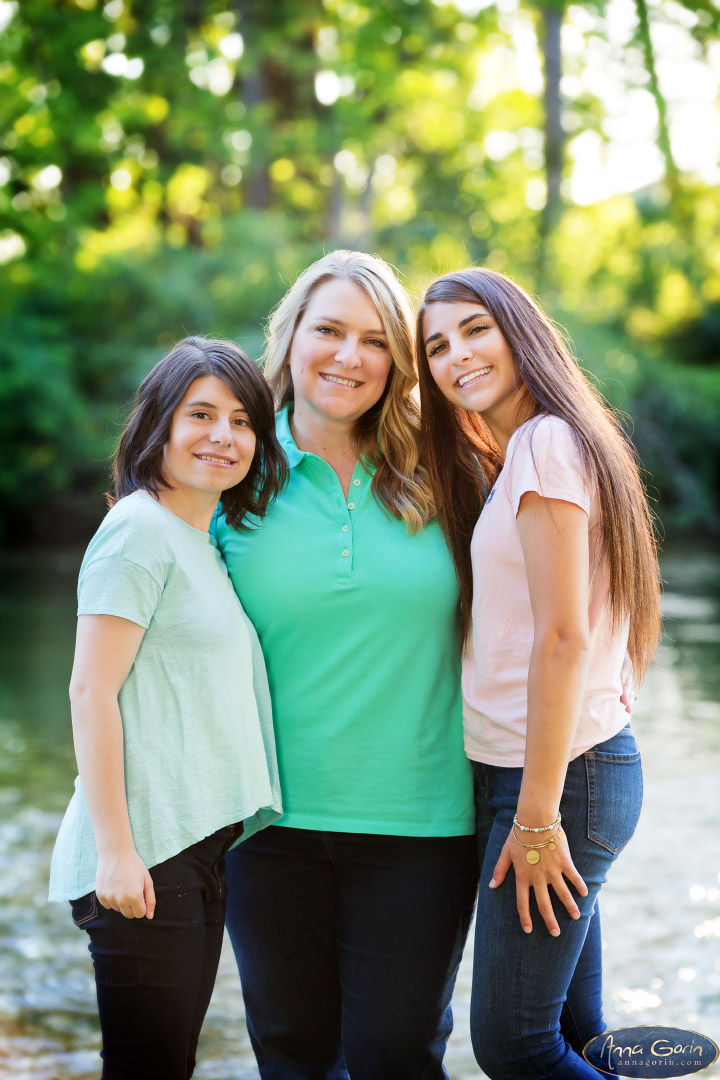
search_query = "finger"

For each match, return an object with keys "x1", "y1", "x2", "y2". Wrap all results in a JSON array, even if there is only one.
[
  {"x1": 533, "y1": 881, "x2": 561, "y2": 936},
  {"x1": 619, "y1": 691, "x2": 633, "y2": 715},
  {"x1": 552, "y1": 878, "x2": 581, "y2": 921},
  {"x1": 563, "y1": 861, "x2": 589, "y2": 898},
  {"x1": 128, "y1": 892, "x2": 147, "y2": 919},
  {"x1": 97, "y1": 892, "x2": 112, "y2": 910},
  {"x1": 490, "y1": 845, "x2": 512, "y2": 889},
  {"x1": 516, "y1": 879, "x2": 533, "y2": 934},
  {"x1": 144, "y1": 872, "x2": 156, "y2": 920}
]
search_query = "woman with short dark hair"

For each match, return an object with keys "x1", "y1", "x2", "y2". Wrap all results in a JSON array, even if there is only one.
[{"x1": 49, "y1": 336, "x2": 288, "y2": 1079}]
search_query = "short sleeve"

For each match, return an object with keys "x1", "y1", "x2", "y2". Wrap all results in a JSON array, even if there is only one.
[
  {"x1": 78, "y1": 556, "x2": 163, "y2": 628},
  {"x1": 507, "y1": 418, "x2": 591, "y2": 518}
]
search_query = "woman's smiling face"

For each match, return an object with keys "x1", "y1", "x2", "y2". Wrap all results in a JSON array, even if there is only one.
[
  {"x1": 287, "y1": 276, "x2": 394, "y2": 427},
  {"x1": 423, "y1": 301, "x2": 524, "y2": 438},
  {"x1": 162, "y1": 375, "x2": 257, "y2": 501}
]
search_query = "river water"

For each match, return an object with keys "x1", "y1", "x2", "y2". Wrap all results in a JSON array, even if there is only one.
[{"x1": 0, "y1": 544, "x2": 718, "y2": 1079}]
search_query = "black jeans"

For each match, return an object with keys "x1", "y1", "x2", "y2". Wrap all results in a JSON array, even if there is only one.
[
  {"x1": 71, "y1": 823, "x2": 241, "y2": 1080},
  {"x1": 224, "y1": 825, "x2": 479, "y2": 1080}
]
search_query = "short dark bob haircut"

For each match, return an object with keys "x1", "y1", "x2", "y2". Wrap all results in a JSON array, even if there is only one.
[{"x1": 111, "y1": 336, "x2": 288, "y2": 530}]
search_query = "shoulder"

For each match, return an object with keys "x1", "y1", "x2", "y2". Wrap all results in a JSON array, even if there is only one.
[
  {"x1": 511, "y1": 415, "x2": 586, "y2": 478},
  {"x1": 513, "y1": 414, "x2": 578, "y2": 459},
  {"x1": 82, "y1": 494, "x2": 173, "y2": 583},
  {"x1": 505, "y1": 415, "x2": 592, "y2": 514}
]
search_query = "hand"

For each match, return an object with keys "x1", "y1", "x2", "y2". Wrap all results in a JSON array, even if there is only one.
[
  {"x1": 490, "y1": 827, "x2": 588, "y2": 936},
  {"x1": 620, "y1": 651, "x2": 634, "y2": 715},
  {"x1": 96, "y1": 849, "x2": 156, "y2": 920}
]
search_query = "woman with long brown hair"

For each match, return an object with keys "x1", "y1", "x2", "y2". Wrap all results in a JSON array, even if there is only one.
[{"x1": 416, "y1": 268, "x2": 660, "y2": 1078}]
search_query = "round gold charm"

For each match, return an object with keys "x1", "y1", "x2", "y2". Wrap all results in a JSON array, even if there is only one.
[
  {"x1": 557, "y1": 829, "x2": 564, "y2": 840},
  {"x1": 526, "y1": 849, "x2": 540, "y2": 865},
  {"x1": 548, "y1": 841, "x2": 557, "y2": 851}
]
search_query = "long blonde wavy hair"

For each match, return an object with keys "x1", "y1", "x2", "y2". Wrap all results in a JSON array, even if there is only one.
[{"x1": 264, "y1": 250, "x2": 435, "y2": 531}]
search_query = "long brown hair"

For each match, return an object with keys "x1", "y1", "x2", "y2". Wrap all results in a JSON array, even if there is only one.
[
  {"x1": 417, "y1": 268, "x2": 661, "y2": 679},
  {"x1": 263, "y1": 250, "x2": 434, "y2": 531},
  {"x1": 112, "y1": 336, "x2": 288, "y2": 530}
]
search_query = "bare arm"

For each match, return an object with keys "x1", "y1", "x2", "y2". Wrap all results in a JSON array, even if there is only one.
[
  {"x1": 70, "y1": 614, "x2": 156, "y2": 920},
  {"x1": 490, "y1": 492, "x2": 591, "y2": 934}
]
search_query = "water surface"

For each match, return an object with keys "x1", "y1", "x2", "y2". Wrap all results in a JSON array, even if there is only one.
[{"x1": 0, "y1": 545, "x2": 718, "y2": 1078}]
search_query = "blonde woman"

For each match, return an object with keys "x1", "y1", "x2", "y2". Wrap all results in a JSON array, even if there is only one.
[
  {"x1": 213, "y1": 252, "x2": 478, "y2": 1079},
  {"x1": 416, "y1": 268, "x2": 661, "y2": 1078}
]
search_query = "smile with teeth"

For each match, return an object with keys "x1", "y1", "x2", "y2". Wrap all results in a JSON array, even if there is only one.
[
  {"x1": 320, "y1": 373, "x2": 363, "y2": 389},
  {"x1": 195, "y1": 454, "x2": 236, "y2": 465},
  {"x1": 456, "y1": 367, "x2": 491, "y2": 388}
]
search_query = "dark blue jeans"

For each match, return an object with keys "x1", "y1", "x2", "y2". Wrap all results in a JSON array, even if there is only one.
[
  {"x1": 470, "y1": 725, "x2": 643, "y2": 1078},
  {"x1": 224, "y1": 826, "x2": 479, "y2": 1080},
  {"x1": 70, "y1": 823, "x2": 241, "y2": 1080}
]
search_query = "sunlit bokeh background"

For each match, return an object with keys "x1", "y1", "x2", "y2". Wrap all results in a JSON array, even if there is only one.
[{"x1": 0, "y1": 0, "x2": 718, "y2": 1076}]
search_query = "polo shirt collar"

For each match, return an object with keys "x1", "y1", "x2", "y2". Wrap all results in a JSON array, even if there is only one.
[
  {"x1": 276, "y1": 405, "x2": 305, "y2": 468},
  {"x1": 275, "y1": 403, "x2": 376, "y2": 476}
]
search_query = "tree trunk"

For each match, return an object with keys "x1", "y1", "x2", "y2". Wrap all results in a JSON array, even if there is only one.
[
  {"x1": 236, "y1": 0, "x2": 271, "y2": 209},
  {"x1": 540, "y1": 2, "x2": 564, "y2": 242},
  {"x1": 633, "y1": 0, "x2": 679, "y2": 193}
]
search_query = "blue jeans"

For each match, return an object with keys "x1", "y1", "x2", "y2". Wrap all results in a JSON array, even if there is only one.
[
  {"x1": 70, "y1": 824, "x2": 241, "y2": 1080},
  {"x1": 224, "y1": 826, "x2": 479, "y2": 1080},
  {"x1": 470, "y1": 724, "x2": 643, "y2": 1079}
]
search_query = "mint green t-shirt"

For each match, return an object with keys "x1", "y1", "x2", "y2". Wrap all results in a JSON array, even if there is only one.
[
  {"x1": 212, "y1": 407, "x2": 474, "y2": 837},
  {"x1": 49, "y1": 491, "x2": 282, "y2": 902}
]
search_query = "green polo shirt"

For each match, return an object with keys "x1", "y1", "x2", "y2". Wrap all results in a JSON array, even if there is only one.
[{"x1": 213, "y1": 406, "x2": 474, "y2": 836}]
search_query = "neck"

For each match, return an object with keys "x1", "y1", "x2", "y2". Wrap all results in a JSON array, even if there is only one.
[
  {"x1": 487, "y1": 398, "x2": 536, "y2": 458},
  {"x1": 487, "y1": 421, "x2": 514, "y2": 458},
  {"x1": 289, "y1": 402, "x2": 357, "y2": 462},
  {"x1": 153, "y1": 488, "x2": 216, "y2": 532}
]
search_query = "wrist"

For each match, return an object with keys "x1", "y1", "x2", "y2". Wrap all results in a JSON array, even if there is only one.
[
  {"x1": 515, "y1": 804, "x2": 560, "y2": 830},
  {"x1": 95, "y1": 837, "x2": 137, "y2": 859}
]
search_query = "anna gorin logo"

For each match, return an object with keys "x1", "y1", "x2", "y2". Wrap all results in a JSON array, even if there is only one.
[{"x1": 583, "y1": 1026, "x2": 719, "y2": 1077}]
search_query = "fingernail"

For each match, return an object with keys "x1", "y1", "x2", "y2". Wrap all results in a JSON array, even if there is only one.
[
  {"x1": 523, "y1": 925, "x2": 532, "y2": 934},
  {"x1": 551, "y1": 928, "x2": 561, "y2": 937},
  {"x1": 572, "y1": 912, "x2": 580, "y2": 919},
  {"x1": 489, "y1": 878, "x2": 497, "y2": 889}
]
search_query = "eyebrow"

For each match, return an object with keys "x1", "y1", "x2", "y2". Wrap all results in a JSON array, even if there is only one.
[
  {"x1": 424, "y1": 311, "x2": 492, "y2": 347},
  {"x1": 184, "y1": 400, "x2": 248, "y2": 414},
  {"x1": 313, "y1": 315, "x2": 387, "y2": 337}
]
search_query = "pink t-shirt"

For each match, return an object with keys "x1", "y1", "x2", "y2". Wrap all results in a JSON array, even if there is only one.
[{"x1": 463, "y1": 414, "x2": 629, "y2": 767}]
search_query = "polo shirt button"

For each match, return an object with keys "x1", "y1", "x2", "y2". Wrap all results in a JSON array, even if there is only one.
[
  {"x1": 352, "y1": 478, "x2": 361, "y2": 486},
  {"x1": 342, "y1": 525, "x2": 349, "y2": 533},
  {"x1": 347, "y1": 502, "x2": 355, "y2": 510},
  {"x1": 342, "y1": 549, "x2": 350, "y2": 557}
]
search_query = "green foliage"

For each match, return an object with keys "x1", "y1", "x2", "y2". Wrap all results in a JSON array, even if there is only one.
[
  {"x1": 0, "y1": 0, "x2": 718, "y2": 538},
  {"x1": 555, "y1": 313, "x2": 720, "y2": 532}
]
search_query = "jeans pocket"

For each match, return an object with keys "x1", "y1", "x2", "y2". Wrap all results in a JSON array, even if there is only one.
[
  {"x1": 70, "y1": 890, "x2": 99, "y2": 928},
  {"x1": 584, "y1": 728, "x2": 643, "y2": 854}
]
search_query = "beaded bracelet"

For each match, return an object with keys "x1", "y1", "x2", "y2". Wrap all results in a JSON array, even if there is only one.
[
  {"x1": 513, "y1": 812, "x2": 561, "y2": 834},
  {"x1": 512, "y1": 824, "x2": 564, "y2": 865}
]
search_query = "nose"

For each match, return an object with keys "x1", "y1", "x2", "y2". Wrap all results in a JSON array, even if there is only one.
[
  {"x1": 448, "y1": 335, "x2": 473, "y2": 366},
  {"x1": 334, "y1": 337, "x2": 362, "y2": 369},
  {"x1": 209, "y1": 417, "x2": 234, "y2": 445}
]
